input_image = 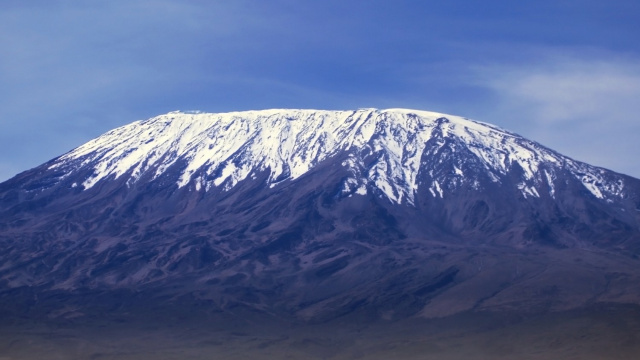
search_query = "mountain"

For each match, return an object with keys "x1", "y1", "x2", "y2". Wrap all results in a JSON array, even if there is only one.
[{"x1": 1, "y1": 108, "x2": 640, "y2": 327}]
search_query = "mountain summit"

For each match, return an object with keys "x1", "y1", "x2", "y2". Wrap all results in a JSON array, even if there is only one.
[
  {"x1": 42, "y1": 108, "x2": 625, "y2": 203},
  {"x1": 1, "y1": 108, "x2": 640, "y2": 323}
]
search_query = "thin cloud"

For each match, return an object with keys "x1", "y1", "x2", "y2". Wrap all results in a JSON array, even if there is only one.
[
  {"x1": 481, "y1": 58, "x2": 640, "y2": 123},
  {"x1": 472, "y1": 54, "x2": 640, "y2": 177}
]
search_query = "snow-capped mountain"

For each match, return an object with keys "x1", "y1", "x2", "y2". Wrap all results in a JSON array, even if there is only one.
[
  {"x1": 46, "y1": 108, "x2": 624, "y2": 204},
  {"x1": 1, "y1": 108, "x2": 640, "y2": 322}
]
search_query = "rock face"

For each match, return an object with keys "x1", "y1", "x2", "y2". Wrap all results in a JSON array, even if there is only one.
[{"x1": 1, "y1": 108, "x2": 640, "y2": 322}]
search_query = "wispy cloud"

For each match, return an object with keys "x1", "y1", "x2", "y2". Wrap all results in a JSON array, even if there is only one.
[
  {"x1": 480, "y1": 56, "x2": 640, "y2": 123},
  {"x1": 471, "y1": 52, "x2": 640, "y2": 177}
]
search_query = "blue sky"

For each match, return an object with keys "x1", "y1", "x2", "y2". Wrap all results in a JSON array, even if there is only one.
[{"x1": 1, "y1": 0, "x2": 640, "y2": 181}]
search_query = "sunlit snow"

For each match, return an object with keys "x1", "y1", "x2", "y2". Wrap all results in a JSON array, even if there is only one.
[{"x1": 49, "y1": 108, "x2": 626, "y2": 204}]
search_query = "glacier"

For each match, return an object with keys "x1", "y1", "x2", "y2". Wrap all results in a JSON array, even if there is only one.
[{"x1": 48, "y1": 108, "x2": 625, "y2": 204}]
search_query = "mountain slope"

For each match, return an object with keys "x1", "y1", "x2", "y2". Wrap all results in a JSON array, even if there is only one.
[{"x1": 1, "y1": 108, "x2": 640, "y2": 323}]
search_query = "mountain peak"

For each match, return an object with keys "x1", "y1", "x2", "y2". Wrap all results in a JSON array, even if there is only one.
[{"x1": 43, "y1": 108, "x2": 625, "y2": 205}]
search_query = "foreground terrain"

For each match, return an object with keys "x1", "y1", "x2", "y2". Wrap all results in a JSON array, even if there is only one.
[{"x1": 1, "y1": 304, "x2": 640, "y2": 359}]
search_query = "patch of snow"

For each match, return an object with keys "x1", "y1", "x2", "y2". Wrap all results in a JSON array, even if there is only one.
[
  {"x1": 430, "y1": 181, "x2": 443, "y2": 198},
  {"x1": 544, "y1": 170, "x2": 555, "y2": 198},
  {"x1": 517, "y1": 182, "x2": 540, "y2": 198},
  {"x1": 579, "y1": 174, "x2": 604, "y2": 199}
]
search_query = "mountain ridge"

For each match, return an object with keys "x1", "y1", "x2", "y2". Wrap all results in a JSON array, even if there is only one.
[{"x1": 19, "y1": 108, "x2": 630, "y2": 204}]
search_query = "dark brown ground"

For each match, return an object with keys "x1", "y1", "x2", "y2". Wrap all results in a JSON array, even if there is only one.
[{"x1": 1, "y1": 304, "x2": 639, "y2": 360}]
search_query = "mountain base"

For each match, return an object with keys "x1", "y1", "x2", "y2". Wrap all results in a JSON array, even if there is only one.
[{"x1": 1, "y1": 303, "x2": 639, "y2": 359}]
